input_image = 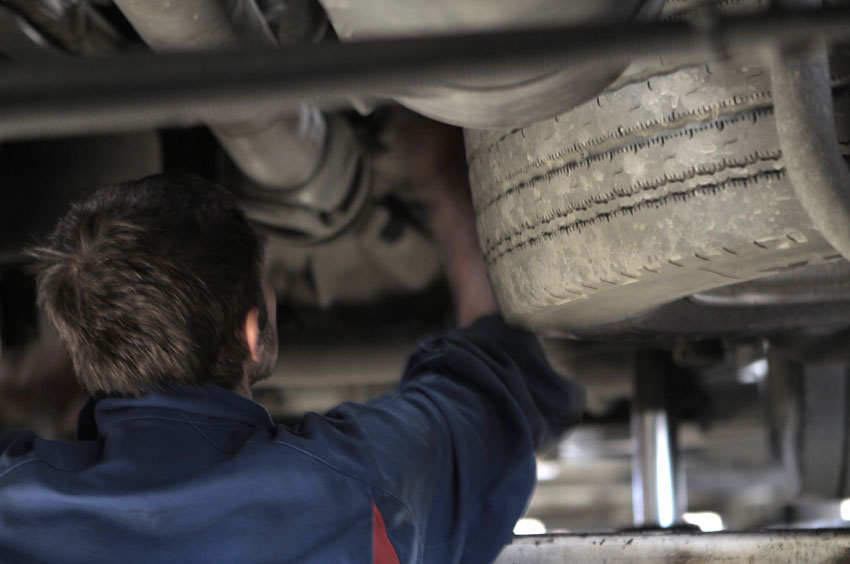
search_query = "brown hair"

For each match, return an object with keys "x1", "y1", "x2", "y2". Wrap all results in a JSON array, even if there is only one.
[{"x1": 30, "y1": 173, "x2": 266, "y2": 396}]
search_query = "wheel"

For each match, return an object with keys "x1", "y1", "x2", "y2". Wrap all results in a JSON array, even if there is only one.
[{"x1": 465, "y1": 0, "x2": 850, "y2": 334}]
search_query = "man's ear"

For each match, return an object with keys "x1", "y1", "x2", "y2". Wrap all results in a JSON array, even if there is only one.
[{"x1": 242, "y1": 307, "x2": 261, "y2": 362}]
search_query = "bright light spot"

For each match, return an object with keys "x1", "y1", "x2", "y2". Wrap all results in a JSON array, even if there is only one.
[
  {"x1": 513, "y1": 518, "x2": 546, "y2": 535},
  {"x1": 840, "y1": 498, "x2": 850, "y2": 521},
  {"x1": 536, "y1": 460, "x2": 560, "y2": 481},
  {"x1": 738, "y1": 359, "x2": 768, "y2": 384},
  {"x1": 655, "y1": 412, "x2": 675, "y2": 528},
  {"x1": 683, "y1": 512, "x2": 724, "y2": 532}
]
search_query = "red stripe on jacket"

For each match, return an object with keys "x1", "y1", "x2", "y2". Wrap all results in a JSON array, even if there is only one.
[{"x1": 373, "y1": 503, "x2": 400, "y2": 564}]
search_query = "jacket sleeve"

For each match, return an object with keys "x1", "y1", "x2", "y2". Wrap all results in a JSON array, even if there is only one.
[{"x1": 292, "y1": 315, "x2": 585, "y2": 563}]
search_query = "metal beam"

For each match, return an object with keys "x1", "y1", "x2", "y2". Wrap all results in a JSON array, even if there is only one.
[
  {"x1": 494, "y1": 530, "x2": 850, "y2": 564},
  {"x1": 2, "y1": 6, "x2": 850, "y2": 139}
]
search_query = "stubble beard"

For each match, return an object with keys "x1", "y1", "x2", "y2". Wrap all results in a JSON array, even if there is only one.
[{"x1": 247, "y1": 322, "x2": 278, "y2": 385}]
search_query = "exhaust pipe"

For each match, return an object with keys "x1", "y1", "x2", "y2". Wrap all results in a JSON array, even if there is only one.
[{"x1": 113, "y1": 0, "x2": 326, "y2": 189}]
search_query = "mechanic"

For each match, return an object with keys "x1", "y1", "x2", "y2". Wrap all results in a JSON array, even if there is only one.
[{"x1": 0, "y1": 119, "x2": 584, "y2": 564}]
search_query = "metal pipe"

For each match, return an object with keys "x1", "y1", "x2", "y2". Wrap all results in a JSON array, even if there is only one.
[
  {"x1": 112, "y1": 0, "x2": 277, "y2": 49},
  {"x1": 112, "y1": 0, "x2": 326, "y2": 189},
  {"x1": 632, "y1": 410, "x2": 679, "y2": 527},
  {"x1": 2, "y1": 6, "x2": 850, "y2": 139},
  {"x1": 769, "y1": 0, "x2": 850, "y2": 262},
  {"x1": 631, "y1": 351, "x2": 681, "y2": 528},
  {"x1": 2, "y1": 0, "x2": 122, "y2": 56}
]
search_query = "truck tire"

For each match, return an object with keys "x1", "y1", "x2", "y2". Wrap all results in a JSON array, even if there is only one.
[{"x1": 465, "y1": 1, "x2": 850, "y2": 334}]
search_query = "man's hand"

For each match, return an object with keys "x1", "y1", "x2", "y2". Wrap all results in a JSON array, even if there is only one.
[{"x1": 390, "y1": 109, "x2": 499, "y2": 327}]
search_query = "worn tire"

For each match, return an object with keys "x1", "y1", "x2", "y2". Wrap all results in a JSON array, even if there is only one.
[{"x1": 465, "y1": 0, "x2": 850, "y2": 334}]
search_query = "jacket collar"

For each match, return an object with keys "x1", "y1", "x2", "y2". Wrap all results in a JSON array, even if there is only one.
[{"x1": 77, "y1": 384, "x2": 275, "y2": 441}]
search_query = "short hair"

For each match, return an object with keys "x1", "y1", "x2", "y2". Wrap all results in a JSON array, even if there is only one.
[{"x1": 30, "y1": 173, "x2": 266, "y2": 396}]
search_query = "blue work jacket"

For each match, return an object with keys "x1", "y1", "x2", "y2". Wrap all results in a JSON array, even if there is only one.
[{"x1": 0, "y1": 316, "x2": 584, "y2": 563}]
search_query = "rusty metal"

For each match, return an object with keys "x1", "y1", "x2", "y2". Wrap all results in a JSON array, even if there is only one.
[{"x1": 494, "y1": 530, "x2": 850, "y2": 563}]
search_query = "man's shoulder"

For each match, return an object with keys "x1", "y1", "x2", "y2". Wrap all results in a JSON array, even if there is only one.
[
  {"x1": 0, "y1": 429, "x2": 101, "y2": 482},
  {"x1": 0, "y1": 428, "x2": 39, "y2": 466}
]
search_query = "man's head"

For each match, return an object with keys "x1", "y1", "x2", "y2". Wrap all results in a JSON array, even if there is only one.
[{"x1": 31, "y1": 173, "x2": 278, "y2": 397}]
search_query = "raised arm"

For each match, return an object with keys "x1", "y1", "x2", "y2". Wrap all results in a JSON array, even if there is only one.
[
  {"x1": 392, "y1": 112, "x2": 498, "y2": 327},
  {"x1": 284, "y1": 112, "x2": 585, "y2": 564}
]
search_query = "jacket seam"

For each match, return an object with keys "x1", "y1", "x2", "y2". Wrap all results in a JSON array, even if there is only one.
[
  {"x1": 269, "y1": 438, "x2": 416, "y2": 530},
  {"x1": 0, "y1": 457, "x2": 86, "y2": 479},
  {"x1": 98, "y1": 414, "x2": 258, "y2": 433}
]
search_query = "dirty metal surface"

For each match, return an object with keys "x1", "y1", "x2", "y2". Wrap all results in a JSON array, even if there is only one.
[{"x1": 494, "y1": 530, "x2": 850, "y2": 563}]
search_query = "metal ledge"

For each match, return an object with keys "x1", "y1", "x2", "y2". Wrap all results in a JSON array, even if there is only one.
[{"x1": 495, "y1": 530, "x2": 850, "y2": 563}]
